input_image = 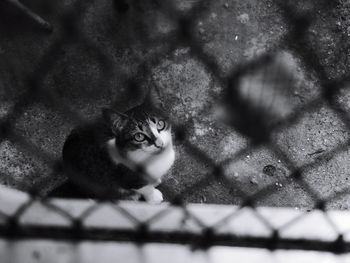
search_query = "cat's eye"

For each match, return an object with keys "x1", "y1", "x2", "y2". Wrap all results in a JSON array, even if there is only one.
[
  {"x1": 157, "y1": 120, "x2": 166, "y2": 131},
  {"x1": 133, "y1": 133, "x2": 146, "y2": 142}
]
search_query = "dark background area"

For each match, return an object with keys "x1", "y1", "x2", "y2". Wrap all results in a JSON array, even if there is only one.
[{"x1": 1, "y1": 0, "x2": 350, "y2": 208}]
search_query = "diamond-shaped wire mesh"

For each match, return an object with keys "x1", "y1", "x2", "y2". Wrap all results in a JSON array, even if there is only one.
[{"x1": 1, "y1": 0, "x2": 350, "y2": 254}]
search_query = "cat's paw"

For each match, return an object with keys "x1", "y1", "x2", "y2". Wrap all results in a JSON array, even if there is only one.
[{"x1": 145, "y1": 189, "x2": 163, "y2": 204}]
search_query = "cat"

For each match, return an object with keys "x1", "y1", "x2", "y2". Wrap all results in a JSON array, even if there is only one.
[{"x1": 58, "y1": 87, "x2": 175, "y2": 204}]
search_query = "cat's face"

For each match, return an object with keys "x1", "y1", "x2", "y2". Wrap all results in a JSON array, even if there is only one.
[{"x1": 104, "y1": 106, "x2": 173, "y2": 161}]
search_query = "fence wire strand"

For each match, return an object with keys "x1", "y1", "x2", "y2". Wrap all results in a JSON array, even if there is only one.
[{"x1": 1, "y1": 0, "x2": 350, "y2": 255}]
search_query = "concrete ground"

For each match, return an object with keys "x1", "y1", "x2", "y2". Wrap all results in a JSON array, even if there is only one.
[{"x1": 1, "y1": 0, "x2": 350, "y2": 209}]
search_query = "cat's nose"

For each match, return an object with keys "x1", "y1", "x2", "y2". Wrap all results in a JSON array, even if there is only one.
[{"x1": 154, "y1": 139, "x2": 164, "y2": 148}]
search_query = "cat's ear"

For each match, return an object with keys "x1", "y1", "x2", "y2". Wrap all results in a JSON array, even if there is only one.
[
  {"x1": 144, "y1": 85, "x2": 164, "y2": 109},
  {"x1": 102, "y1": 108, "x2": 128, "y2": 133}
]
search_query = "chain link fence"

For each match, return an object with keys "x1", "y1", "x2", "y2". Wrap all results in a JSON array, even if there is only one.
[{"x1": 1, "y1": 0, "x2": 350, "y2": 258}]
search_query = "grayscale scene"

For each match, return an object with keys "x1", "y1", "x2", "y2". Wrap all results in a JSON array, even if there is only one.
[{"x1": 0, "y1": 0, "x2": 350, "y2": 262}]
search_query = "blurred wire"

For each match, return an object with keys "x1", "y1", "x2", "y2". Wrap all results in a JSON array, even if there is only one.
[{"x1": 0, "y1": 0, "x2": 350, "y2": 254}]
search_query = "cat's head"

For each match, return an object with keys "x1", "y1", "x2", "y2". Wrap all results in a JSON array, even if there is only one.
[{"x1": 103, "y1": 87, "x2": 173, "y2": 160}]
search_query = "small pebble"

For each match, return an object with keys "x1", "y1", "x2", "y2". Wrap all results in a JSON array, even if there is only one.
[{"x1": 274, "y1": 183, "x2": 283, "y2": 187}]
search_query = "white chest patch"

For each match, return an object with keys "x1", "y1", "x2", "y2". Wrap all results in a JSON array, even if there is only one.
[
  {"x1": 106, "y1": 138, "x2": 175, "y2": 182},
  {"x1": 143, "y1": 145, "x2": 175, "y2": 179}
]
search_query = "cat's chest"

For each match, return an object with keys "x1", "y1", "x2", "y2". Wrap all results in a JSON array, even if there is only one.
[
  {"x1": 106, "y1": 139, "x2": 175, "y2": 181},
  {"x1": 143, "y1": 146, "x2": 175, "y2": 179}
]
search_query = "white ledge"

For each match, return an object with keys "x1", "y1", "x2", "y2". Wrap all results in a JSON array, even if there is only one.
[{"x1": 0, "y1": 185, "x2": 350, "y2": 262}]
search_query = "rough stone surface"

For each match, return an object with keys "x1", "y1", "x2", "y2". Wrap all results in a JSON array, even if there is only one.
[{"x1": 1, "y1": 0, "x2": 350, "y2": 209}]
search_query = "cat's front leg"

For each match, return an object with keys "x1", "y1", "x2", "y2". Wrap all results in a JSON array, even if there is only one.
[{"x1": 135, "y1": 185, "x2": 163, "y2": 204}]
